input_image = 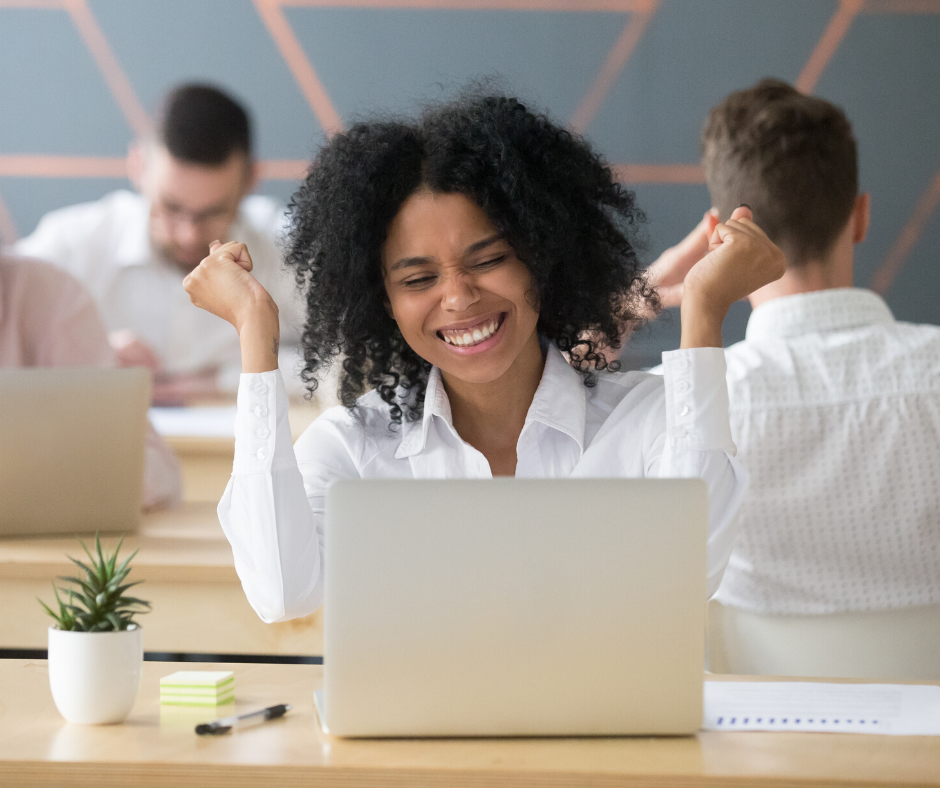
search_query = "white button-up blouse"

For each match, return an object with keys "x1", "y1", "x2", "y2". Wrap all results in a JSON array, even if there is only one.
[{"x1": 220, "y1": 344, "x2": 748, "y2": 623}]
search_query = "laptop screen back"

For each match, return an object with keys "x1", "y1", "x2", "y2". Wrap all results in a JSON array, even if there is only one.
[
  {"x1": 323, "y1": 478, "x2": 707, "y2": 737},
  {"x1": 0, "y1": 367, "x2": 150, "y2": 536}
]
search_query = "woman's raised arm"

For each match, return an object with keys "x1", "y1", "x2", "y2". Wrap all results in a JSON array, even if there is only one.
[{"x1": 184, "y1": 241, "x2": 325, "y2": 622}]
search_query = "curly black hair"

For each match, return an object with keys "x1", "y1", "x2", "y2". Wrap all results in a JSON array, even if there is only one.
[{"x1": 285, "y1": 92, "x2": 656, "y2": 424}]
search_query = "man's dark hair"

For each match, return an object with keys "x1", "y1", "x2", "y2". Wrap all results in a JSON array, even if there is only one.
[
  {"x1": 701, "y1": 78, "x2": 858, "y2": 265},
  {"x1": 285, "y1": 91, "x2": 654, "y2": 424},
  {"x1": 157, "y1": 84, "x2": 252, "y2": 166}
]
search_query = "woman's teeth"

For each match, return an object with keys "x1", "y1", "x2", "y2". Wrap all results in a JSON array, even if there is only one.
[{"x1": 441, "y1": 317, "x2": 500, "y2": 347}]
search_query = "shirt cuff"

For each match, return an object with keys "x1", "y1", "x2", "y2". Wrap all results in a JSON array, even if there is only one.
[
  {"x1": 233, "y1": 370, "x2": 289, "y2": 473},
  {"x1": 661, "y1": 347, "x2": 735, "y2": 455}
]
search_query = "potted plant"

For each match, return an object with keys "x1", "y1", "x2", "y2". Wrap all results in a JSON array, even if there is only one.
[{"x1": 39, "y1": 535, "x2": 150, "y2": 724}]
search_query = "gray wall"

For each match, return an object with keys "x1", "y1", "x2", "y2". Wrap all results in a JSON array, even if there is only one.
[{"x1": 1, "y1": 0, "x2": 938, "y2": 366}]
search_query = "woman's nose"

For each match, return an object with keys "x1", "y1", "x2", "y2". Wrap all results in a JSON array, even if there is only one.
[{"x1": 440, "y1": 273, "x2": 480, "y2": 312}]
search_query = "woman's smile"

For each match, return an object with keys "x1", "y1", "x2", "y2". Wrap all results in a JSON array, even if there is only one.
[{"x1": 437, "y1": 312, "x2": 506, "y2": 352}]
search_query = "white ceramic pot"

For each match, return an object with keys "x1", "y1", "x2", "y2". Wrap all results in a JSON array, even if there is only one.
[{"x1": 48, "y1": 625, "x2": 143, "y2": 724}]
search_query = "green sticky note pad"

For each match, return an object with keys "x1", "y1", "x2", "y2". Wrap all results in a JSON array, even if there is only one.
[
  {"x1": 160, "y1": 671, "x2": 234, "y2": 690},
  {"x1": 160, "y1": 671, "x2": 235, "y2": 705}
]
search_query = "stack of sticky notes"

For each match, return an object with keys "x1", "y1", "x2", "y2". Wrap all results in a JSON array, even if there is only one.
[{"x1": 160, "y1": 671, "x2": 235, "y2": 706}]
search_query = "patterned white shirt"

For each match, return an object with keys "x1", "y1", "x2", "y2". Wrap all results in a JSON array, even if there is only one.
[{"x1": 718, "y1": 288, "x2": 940, "y2": 614}]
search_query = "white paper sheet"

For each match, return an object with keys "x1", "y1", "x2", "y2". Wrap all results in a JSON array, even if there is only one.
[
  {"x1": 703, "y1": 681, "x2": 940, "y2": 735},
  {"x1": 149, "y1": 406, "x2": 237, "y2": 438}
]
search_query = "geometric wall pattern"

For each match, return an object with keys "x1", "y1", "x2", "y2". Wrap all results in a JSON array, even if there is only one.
[{"x1": 1, "y1": 0, "x2": 939, "y2": 366}]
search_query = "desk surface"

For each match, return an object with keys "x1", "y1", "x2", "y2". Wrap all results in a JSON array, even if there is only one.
[
  {"x1": 0, "y1": 504, "x2": 322, "y2": 655},
  {"x1": 2, "y1": 660, "x2": 939, "y2": 788},
  {"x1": 0, "y1": 502, "x2": 238, "y2": 584}
]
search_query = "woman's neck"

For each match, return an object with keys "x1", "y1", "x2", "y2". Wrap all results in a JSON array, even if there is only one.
[{"x1": 440, "y1": 331, "x2": 545, "y2": 476}]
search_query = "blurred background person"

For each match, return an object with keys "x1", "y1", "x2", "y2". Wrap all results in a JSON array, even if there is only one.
[
  {"x1": 0, "y1": 252, "x2": 182, "y2": 509},
  {"x1": 652, "y1": 79, "x2": 940, "y2": 622},
  {"x1": 15, "y1": 84, "x2": 306, "y2": 405}
]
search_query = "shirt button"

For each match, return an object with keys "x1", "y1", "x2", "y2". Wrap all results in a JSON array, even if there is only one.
[
  {"x1": 674, "y1": 426, "x2": 689, "y2": 439},
  {"x1": 256, "y1": 427, "x2": 270, "y2": 439},
  {"x1": 679, "y1": 404, "x2": 691, "y2": 417},
  {"x1": 253, "y1": 379, "x2": 268, "y2": 395},
  {"x1": 256, "y1": 447, "x2": 268, "y2": 460},
  {"x1": 253, "y1": 405, "x2": 268, "y2": 418},
  {"x1": 676, "y1": 380, "x2": 690, "y2": 393},
  {"x1": 674, "y1": 358, "x2": 690, "y2": 370}
]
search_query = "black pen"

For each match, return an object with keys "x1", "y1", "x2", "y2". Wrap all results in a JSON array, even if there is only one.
[{"x1": 195, "y1": 703, "x2": 292, "y2": 735}]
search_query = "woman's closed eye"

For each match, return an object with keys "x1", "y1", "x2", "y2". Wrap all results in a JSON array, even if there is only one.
[
  {"x1": 401, "y1": 273, "x2": 437, "y2": 288},
  {"x1": 471, "y1": 254, "x2": 507, "y2": 270}
]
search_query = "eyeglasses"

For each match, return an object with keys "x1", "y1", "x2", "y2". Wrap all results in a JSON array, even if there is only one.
[{"x1": 153, "y1": 199, "x2": 236, "y2": 228}]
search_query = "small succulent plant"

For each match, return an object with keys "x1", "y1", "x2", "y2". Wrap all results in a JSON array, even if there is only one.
[{"x1": 39, "y1": 534, "x2": 150, "y2": 632}]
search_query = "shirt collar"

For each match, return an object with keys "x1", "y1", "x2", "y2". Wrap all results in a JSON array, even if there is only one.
[
  {"x1": 745, "y1": 288, "x2": 895, "y2": 341},
  {"x1": 395, "y1": 343, "x2": 587, "y2": 460}
]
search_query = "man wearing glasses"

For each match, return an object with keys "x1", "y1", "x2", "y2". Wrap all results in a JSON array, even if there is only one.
[{"x1": 16, "y1": 84, "x2": 305, "y2": 404}]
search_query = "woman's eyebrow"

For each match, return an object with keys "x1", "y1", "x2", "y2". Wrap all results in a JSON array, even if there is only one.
[
  {"x1": 389, "y1": 255, "x2": 433, "y2": 272},
  {"x1": 464, "y1": 234, "x2": 504, "y2": 255},
  {"x1": 389, "y1": 235, "x2": 504, "y2": 272}
]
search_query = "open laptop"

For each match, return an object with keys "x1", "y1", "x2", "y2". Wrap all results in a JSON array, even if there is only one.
[
  {"x1": 0, "y1": 367, "x2": 150, "y2": 536},
  {"x1": 315, "y1": 478, "x2": 707, "y2": 737}
]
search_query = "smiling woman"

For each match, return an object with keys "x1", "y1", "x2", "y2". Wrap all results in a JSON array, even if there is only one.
[{"x1": 182, "y1": 91, "x2": 785, "y2": 623}]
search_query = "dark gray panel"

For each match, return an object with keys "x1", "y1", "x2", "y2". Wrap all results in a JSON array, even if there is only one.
[
  {"x1": 885, "y1": 205, "x2": 940, "y2": 328},
  {"x1": 256, "y1": 179, "x2": 301, "y2": 210},
  {"x1": 0, "y1": 9, "x2": 130, "y2": 155},
  {"x1": 0, "y1": 178, "x2": 130, "y2": 240},
  {"x1": 587, "y1": 0, "x2": 836, "y2": 162},
  {"x1": 89, "y1": 0, "x2": 323, "y2": 159},
  {"x1": 814, "y1": 13, "x2": 940, "y2": 305},
  {"x1": 283, "y1": 7, "x2": 627, "y2": 122}
]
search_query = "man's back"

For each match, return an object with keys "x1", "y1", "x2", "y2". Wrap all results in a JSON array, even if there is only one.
[{"x1": 720, "y1": 288, "x2": 940, "y2": 615}]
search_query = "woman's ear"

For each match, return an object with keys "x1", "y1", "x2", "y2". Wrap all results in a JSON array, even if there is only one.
[{"x1": 384, "y1": 296, "x2": 396, "y2": 321}]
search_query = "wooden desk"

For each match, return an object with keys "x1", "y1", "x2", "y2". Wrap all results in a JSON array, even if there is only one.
[
  {"x1": 0, "y1": 504, "x2": 322, "y2": 656},
  {"x1": 1, "y1": 660, "x2": 938, "y2": 787}
]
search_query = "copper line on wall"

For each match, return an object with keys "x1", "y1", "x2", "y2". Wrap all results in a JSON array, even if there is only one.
[
  {"x1": 612, "y1": 163, "x2": 704, "y2": 184},
  {"x1": 0, "y1": 155, "x2": 128, "y2": 178},
  {"x1": 569, "y1": 0, "x2": 659, "y2": 135},
  {"x1": 253, "y1": 0, "x2": 344, "y2": 136},
  {"x1": 258, "y1": 159, "x2": 310, "y2": 180},
  {"x1": 0, "y1": 190, "x2": 19, "y2": 244},
  {"x1": 0, "y1": 155, "x2": 710, "y2": 185},
  {"x1": 0, "y1": 0, "x2": 62, "y2": 7},
  {"x1": 0, "y1": 155, "x2": 316, "y2": 181},
  {"x1": 60, "y1": 0, "x2": 152, "y2": 138},
  {"x1": 871, "y1": 166, "x2": 940, "y2": 294},
  {"x1": 278, "y1": 0, "x2": 653, "y2": 10},
  {"x1": 795, "y1": 0, "x2": 864, "y2": 94}
]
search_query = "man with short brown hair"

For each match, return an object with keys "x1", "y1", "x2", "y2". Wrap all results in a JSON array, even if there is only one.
[{"x1": 651, "y1": 78, "x2": 940, "y2": 618}]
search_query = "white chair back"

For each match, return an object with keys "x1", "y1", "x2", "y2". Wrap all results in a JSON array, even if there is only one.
[{"x1": 707, "y1": 601, "x2": 940, "y2": 680}]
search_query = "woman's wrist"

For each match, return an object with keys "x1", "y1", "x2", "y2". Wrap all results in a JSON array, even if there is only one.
[
  {"x1": 679, "y1": 295, "x2": 725, "y2": 349},
  {"x1": 237, "y1": 302, "x2": 281, "y2": 373}
]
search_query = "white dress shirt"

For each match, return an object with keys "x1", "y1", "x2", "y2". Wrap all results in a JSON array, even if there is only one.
[
  {"x1": 717, "y1": 288, "x2": 940, "y2": 615},
  {"x1": 15, "y1": 190, "x2": 306, "y2": 392},
  {"x1": 219, "y1": 343, "x2": 748, "y2": 623}
]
